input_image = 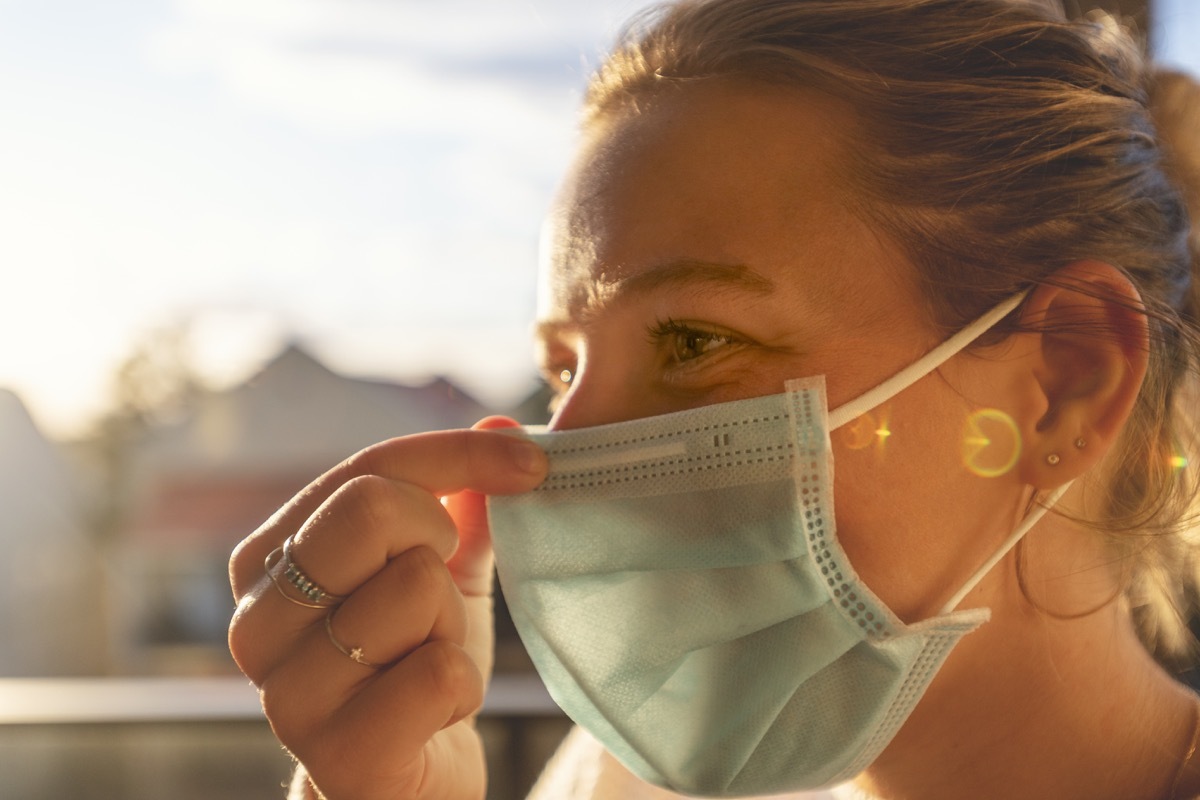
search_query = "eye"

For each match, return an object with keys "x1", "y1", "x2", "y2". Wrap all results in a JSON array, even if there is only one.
[{"x1": 649, "y1": 319, "x2": 740, "y2": 365}]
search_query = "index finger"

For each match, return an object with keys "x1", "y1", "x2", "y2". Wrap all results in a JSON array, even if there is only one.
[{"x1": 230, "y1": 427, "x2": 545, "y2": 596}]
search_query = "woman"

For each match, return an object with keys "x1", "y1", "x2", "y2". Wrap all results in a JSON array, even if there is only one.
[{"x1": 228, "y1": 1, "x2": 1200, "y2": 798}]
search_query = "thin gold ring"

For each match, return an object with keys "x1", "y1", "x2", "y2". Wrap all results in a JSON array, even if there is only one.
[{"x1": 324, "y1": 611, "x2": 383, "y2": 669}]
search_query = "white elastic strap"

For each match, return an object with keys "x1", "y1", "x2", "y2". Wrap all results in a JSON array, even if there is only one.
[
  {"x1": 827, "y1": 291, "x2": 1029, "y2": 431},
  {"x1": 938, "y1": 481, "x2": 1072, "y2": 615}
]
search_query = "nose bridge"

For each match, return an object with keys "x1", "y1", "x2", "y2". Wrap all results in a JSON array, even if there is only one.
[
  {"x1": 548, "y1": 375, "x2": 616, "y2": 432},
  {"x1": 548, "y1": 358, "x2": 642, "y2": 431}
]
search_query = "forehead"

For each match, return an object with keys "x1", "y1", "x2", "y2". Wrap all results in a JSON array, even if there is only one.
[{"x1": 540, "y1": 79, "x2": 911, "y2": 323}]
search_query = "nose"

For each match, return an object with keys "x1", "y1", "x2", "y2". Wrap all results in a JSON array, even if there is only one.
[
  {"x1": 548, "y1": 362, "x2": 647, "y2": 431},
  {"x1": 548, "y1": 375, "x2": 613, "y2": 432}
]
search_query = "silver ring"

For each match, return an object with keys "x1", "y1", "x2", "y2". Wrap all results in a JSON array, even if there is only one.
[
  {"x1": 264, "y1": 537, "x2": 346, "y2": 609},
  {"x1": 283, "y1": 536, "x2": 346, "y2": 607},
  {"x1": 324, "y1": 611, "x2": 383, "y2": 669}
]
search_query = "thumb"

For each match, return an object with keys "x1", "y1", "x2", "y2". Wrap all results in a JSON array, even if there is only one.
[{"x1": 445, "y1": 416, "x2": 532, "y2": 596}]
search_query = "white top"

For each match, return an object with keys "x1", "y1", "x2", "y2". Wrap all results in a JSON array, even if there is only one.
[{"x1": 527, "y1": 726, "x2": 877, "y2": 800}]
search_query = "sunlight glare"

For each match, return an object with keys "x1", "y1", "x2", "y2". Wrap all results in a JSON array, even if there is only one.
[{"x1": 962, "y1": 408, "x2": 1022, "y2": 478}]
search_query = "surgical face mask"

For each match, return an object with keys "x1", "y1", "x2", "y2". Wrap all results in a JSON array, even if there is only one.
[{"x1": 488, "y1": 292, "x2": 1067, "y2": 797}]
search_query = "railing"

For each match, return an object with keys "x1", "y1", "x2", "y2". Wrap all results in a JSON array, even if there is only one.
[
  {"x1": 0, "y1": 673, "x2": 560, "y2": 724},
  {"x1": 0, "y1": 674, "x2": 569, "y2": 800}
]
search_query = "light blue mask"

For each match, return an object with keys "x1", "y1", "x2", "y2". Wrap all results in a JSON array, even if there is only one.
[{"x1": 487, "y1": 293, "x2": 1067, "y2": 797}]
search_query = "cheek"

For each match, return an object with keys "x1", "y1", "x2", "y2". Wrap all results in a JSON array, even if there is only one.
[{"x1": 826, "y1": 391, "x2": 1020, "y2": 622}]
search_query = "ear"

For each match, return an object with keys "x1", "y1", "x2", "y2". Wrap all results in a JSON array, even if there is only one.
[{"x1": 1016, "y1": 261, "x2": 1149, "y2": 489}]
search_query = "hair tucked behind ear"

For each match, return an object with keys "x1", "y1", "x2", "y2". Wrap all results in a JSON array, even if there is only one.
[{"x1": 585, "y1": 0, "x2": 1200, "y2": 666}]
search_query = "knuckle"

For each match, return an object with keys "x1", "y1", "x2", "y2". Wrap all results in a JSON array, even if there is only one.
[
  {"x1": 458, "y1": 430, "x2": 487, "y2": 478},
  {"x1": 228, "y1": 537, "x2": 252, "y2": 576},
  {"x1": 404, "y1": 544, "x2": 449, "y2": 589},
  {"x1": 420, "y1": 639, "x2": 480, "y2": 708},
  {"x1": 227, "y1": 603, "x2": 252, "y2": 662},
  {"x1": 228, "y1": 529, "x2": 278, "y2": 598},
  {"x1": 257, "y1": 674, "x2": 309, "y2": 744},
  {"x1": 227, "y1": 545, "x2": 250, "y2": 598},
  {"x1": 338, "y1": 473, "x2": 399, "y2": 517},
  {"x1": 227, "y1": 597, "x2": 270, "y2": 683},
  {"x1": 324, "y1": 474, "x2": 402, "y2": 544},
  {"x1": 430, "y1": 429, "x2": 484, "y2": 485}
]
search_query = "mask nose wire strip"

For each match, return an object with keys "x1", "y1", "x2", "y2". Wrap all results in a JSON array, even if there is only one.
[
  {"x1": 826, "y1": 290, "x2": 1029, "y2": 431},
  {"x1": 937, "y1": 481, "x2": 1072, "y2": 615}
]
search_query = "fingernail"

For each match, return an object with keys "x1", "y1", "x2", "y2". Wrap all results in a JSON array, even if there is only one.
[{"x1": 508, "y1": 438, "x2": 547, "y2": 476}]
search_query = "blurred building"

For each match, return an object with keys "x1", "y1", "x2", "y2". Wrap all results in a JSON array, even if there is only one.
[
  {"x1": 0, "y1": 390, "x2": 107, "y2": 676},
  {"x1": 0, "y1": 344, "x2": 555, "y2": 677},
  {"x1": 91, "y1": 343, "x2": 543, "y2": 675},
  {"x1": 0, "y1": 349, "x2": 564, "y2": 800}
]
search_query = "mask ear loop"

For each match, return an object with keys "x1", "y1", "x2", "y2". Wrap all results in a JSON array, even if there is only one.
[
  {"x1": 828, "y1": 290, "x2": 1029, "y2": 431},
  {"x1": 821, "y1": 288, "x2": 1041, "y2": 615},
  {"x1": 938, "y1": 482, "x2": 1072, "y2": 615}
]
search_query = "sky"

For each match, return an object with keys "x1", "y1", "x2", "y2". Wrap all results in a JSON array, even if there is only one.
[
  {"x1": 0, "y1": 0, "x2": 660, "y2": 437},
  {"x1": 1156, "y1": 0, "x2": 1200, "y2": 75},
  {"x1": 0, "y1": 0, "x2": 1197, "y2": 439}
]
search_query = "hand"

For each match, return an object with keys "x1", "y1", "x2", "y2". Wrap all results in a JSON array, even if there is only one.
[{"x1": 228, "y1": 419, "x2": 547, "y2": 800}]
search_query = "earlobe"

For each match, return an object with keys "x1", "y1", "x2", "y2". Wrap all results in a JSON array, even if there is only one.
[{"x1": 1016, "y1": 261, "x2": 1149, "y2": 490}]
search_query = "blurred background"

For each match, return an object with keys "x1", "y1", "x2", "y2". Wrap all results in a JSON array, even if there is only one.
[{"x1": 0, "y1": 0, "x2": 1196, "y2": 798}]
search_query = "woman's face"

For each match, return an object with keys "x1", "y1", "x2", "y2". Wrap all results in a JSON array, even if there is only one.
[{"x1": 535, "y1": 80, "x2": 1034, "y2": 622}]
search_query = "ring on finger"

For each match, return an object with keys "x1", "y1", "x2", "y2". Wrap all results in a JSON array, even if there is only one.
[
  {"x1": 324, "y1": 611, "x2": 384, "y2": 669},
  {"x1": 264, "y1": 536, "x2": 347, "y2": 609}
]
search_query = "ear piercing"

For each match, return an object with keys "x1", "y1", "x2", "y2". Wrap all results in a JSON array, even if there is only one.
[{"x1": 1047, "y1": 438, "x2": 1086, "y2": 466}]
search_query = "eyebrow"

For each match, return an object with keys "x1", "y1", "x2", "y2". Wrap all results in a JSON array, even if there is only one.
[
  {"x1": 606, "y1": 258, "x2": 776, "y2": 300},
  {"x1": 535, "y1": 258, "x2": 777, "y2": 345}
]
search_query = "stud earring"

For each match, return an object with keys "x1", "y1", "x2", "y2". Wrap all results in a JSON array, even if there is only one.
[
  {"x1": 1074, "y1": 438, "x2": 1087, "y2": 449},
  {"x1": 1046, "y1": 453, "x2": 1061, "y2": 466}
]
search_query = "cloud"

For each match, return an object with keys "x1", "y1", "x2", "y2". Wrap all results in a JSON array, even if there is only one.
[
  {"x1": 143, "y1": 0, "x2": 624, "y2": 140},
  {"x1": 0, "y1": 0, "x2": 663, "y2": 436}
]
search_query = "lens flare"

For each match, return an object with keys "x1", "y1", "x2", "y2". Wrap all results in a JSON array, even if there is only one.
[
  {"x1": 1170, "y1": 454, "x2": 1189, "y2": 471},
  {"x1": 839, "y1": 407, "x2": 891, "y2": 453},
  {"x1": 962, "y1": 408, "x2": 1021, "y2": 478},
  {"x1": 875, "y1": 410, "x2": 892, "y2": 445},
  {"x1": 842, "y1": 414, "x2": 874, "y2": 450}
]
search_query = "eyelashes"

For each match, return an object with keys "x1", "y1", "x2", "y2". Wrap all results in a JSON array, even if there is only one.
[
  {"x1": 539, "y1": 318, "x2": 748, "y2": 412},
  {"x1": 646, "y1": 318, "x2": 741, "y2": 365}
]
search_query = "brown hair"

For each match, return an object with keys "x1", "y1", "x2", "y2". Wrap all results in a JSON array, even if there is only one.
[{"x1": 585, "y1": 0, "x2": 1200, "y2": 663}]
